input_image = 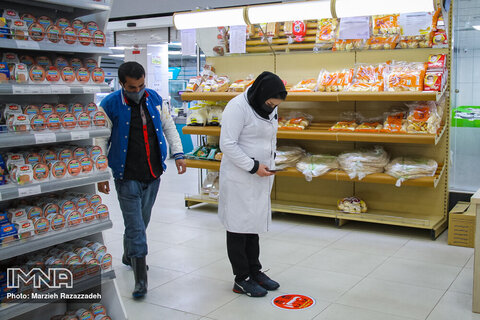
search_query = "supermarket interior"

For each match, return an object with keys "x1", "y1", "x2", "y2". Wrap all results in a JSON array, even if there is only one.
[{"x1": 1, "y1": 0, "x2": 480, "y2": 319}]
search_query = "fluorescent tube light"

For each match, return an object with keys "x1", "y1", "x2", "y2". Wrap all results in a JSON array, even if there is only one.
[
  {"x1": 173, "y1": 7, "x2": 246, "y2": 30},
  {"x1": 247, "y1": 0, "x2": 331, "y2": 24},
  {"x1": 335, "y1": 0, "x2": 435, "y2": 18},
  {"x1": 473, "y1": 25, "x2": 480, "y2": 31}
]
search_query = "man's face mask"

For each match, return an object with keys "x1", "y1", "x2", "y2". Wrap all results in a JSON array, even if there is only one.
[{"x1": 123, "y1": 86, "x2": 146, "y2": 104}]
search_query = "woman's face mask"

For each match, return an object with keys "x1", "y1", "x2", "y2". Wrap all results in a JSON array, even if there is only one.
[{"x1": 261, "y1": 103, "x2": 276, "y2": 114}]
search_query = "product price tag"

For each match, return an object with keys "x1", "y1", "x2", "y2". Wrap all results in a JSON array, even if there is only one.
[
  {"x1": 181, "y1": 29, "x2": 196, "y2": 55},
  {"x1": 18, "y1": 185, "x2": 41, "y2": 197},
  {"x1": 229, "y1": 25, "x2": 247, "y2": 54},
  {"x1": 34, "y1": 132, "x2": 56, "y2": 144},
  {"x1": 24, "y1": 85, "x2": 51, "y2": 94},
  {"x1": 12, "y1": 85, "x2": 26, "y2": 94},
  {"x1": 70, "y1": 131, "x2": 89, "y2": 140},
  {"x1": 339, "y1": 16, "x2": 371, "y2": 40},
  {"x1": 83, "y1": 86, "x2": 101, "y2": 94},
  {"x1": 51, "y1": 85, "x2": 71, "y2": 94},
  {"x1": 15, "y1": 40, "x2": 40, "y2": 50}
]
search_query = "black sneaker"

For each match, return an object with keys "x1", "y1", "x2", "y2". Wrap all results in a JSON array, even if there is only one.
[
  {"x1": 253, "y1": 272, "x2": 280, "y2": 290},
  {"x1": 233, "y1": 278, "x2": 268, "y2": 297}
]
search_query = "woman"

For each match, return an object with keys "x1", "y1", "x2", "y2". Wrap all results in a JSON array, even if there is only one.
[{"x1": 219, "y1": 71, "x2": 287, "y2": 297}]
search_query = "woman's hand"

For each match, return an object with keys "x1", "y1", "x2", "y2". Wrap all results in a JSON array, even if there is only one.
[{"x1": 256, "y1": 164, "x2": 275, "y2": 177}]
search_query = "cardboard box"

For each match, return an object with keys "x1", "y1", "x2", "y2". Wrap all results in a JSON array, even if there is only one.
[{"x1": 448, "y1": 201, "x2": 476, "y2": 248}]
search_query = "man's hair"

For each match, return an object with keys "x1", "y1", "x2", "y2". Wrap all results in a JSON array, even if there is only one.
[{"x1": 118, "y1": 61, "x2": 145, "y2": 84}]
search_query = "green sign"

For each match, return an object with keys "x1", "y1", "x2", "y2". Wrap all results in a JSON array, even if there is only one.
[{"x1": 451, "y1": 106, "x2": 480, "y2": 128}]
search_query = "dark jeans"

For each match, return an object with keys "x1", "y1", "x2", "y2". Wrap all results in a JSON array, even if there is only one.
[
  {"x1": 115, "y1": 178, "x2": 160, "y2": 258},
  {"x1": 226, "y1": 231, "x2": 262, "y2": 282}
]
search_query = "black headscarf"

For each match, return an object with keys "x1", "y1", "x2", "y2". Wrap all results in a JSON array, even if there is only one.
[{"x1": 247, "y1": 71, "x2": 287, "y2": 119}]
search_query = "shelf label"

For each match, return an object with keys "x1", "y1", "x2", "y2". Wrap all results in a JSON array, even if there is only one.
[
  {"x1": 70, "y1": 131, "x2": 89, "y2": 140},
  {"x1": 35, "y1": 133, "x2": 56, "y2": 144},
  {"x1": 338, "y1": 16, "x2": 371, "y2": 40},
  {"x1": 15, "y1": 40, "x2": 40, "y2": 50},
  {"x1": 51, "y1": 85, "x2": 71, "y2": 94},
  {"x1": 12, "y1": 85, "x2": 25, "y2": 94},
  {"x1": 18, "y1": 185, "x2": 41, "y2": 197},
  {"x1": 24, "y1": 85, "x2": 51, "y2": 94},
  {"x1": 83, "y1": 86, "x2": 101, "y2": 94}
]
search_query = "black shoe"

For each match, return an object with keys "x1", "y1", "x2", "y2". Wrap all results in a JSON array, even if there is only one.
[
  {"x1": 233, "y1": 278, "x2": 267, "y2": 297},
  {"x1": 123, "y1": 253, "x2": 149, "y2": 270},
  {"x1": 252, "y1": 272, "x2": 280, "y2": 291},
  {"x1": 131, "y1": 257, "x2": 148, "y2": 299}
]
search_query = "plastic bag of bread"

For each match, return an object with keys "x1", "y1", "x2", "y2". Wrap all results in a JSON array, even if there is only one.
[
  {"x1": 211, "y1": 76, "x2": 230, "y2": 92},
  {"x1": 333, "y1": 39, "x2": 366, "y2": 51},
  {"x1": 275, "y1": 146, "x2": 305, "y2": 169},
  {"x1": 206, "y1": 107, "x2": 222, "y2": 126},
  {"x1": 386, "y1": 61, "x2": 427, "y2": 92},
  {"x1": 315, "y1": 18, "x2": 339, "y2": 50},
  {"x1": 266, "y1": 22, "x2": 280, "y2": 41},
  {"x1": 186, "y1": 76, "x2": 202, "y2": 92},
  {"x1": 372, "y1": 14, "x2": 400, "y2": 35},
  {"x1": 187, "y1": 107, "x2": 208, "y2": 126},
  {"x1": 338, "y1": 197, "x2": 367, "y2": 213},
  {"x1": 381, "y1": 111, "x2": 408, "y2": 133},
  {"x1": 229, "y1": 77, "x2": 254, "y2": 92},
  {"x1": 366, "y1": 35, "x2": 399, "y2": 50},
  {"x1": 296, "y1": 154, "x2": 338, "y2": 182},
  {"x1": 355, "y1": 115, "x2": 383, "y2": 133},
  {"x1": 347, "y1": 63, "x2": 387, "y2": 92},
  {"x1": 385, "y1": 157, "x2": 438, "y2": 187},
  {"x1": 330, "y1": 112, "x2": 357, "y2": 132},
  {"x1": 406, "y1": 101, "x2": 441, "y2": 134},
  {"x1": 289, "y1": 79, "x2": 317, "y2": 92},
  {"x1": 278, "y1": 112, "x2": 313, "y2": 130},
  {"x1": 338, "y1": 146, "x2": 389, "y2": 180}
]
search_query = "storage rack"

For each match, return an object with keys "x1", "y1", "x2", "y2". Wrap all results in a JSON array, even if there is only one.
[
  {"x1": 181, "y1": 7, "x2": 453, "y2": 239},
  {"x1": 0, "y1": 1, "x2": 126, "y2": 319}
]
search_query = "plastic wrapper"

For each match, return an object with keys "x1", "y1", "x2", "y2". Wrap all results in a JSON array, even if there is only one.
[
  {"x1": 187, "y1": 106, "x2": 208, "y2": 126},
  {"x1": 347, "y1": 64, "x2": 387, "y2": 92},
  {"x1": 366, "y1": 35, "x2": 399, "y2": 50},
  {"x1": 296, "y1": 154, "x2": 338, "y2": 182},
  {"x1": 278, "y1": 112, "x2": 313, "y2": 130},
  {"x1": 372, "y1": 14, "x2": 400, "y2": 35},
  {"x1": 386, "y1": 61, "x2": 427, "y2": 92},
  {"x1": 315, "y1": 18, "x2": 338, "y2": 50},
  {"x1": 333, "y1": 39, "x2": 366, "y2": 51},
  {"x1": 338, "y1": 146, "x2": 389, "y2": 180},
  {"x1": 292, "y1": 21, "x2": 306, "y2": 42},
  {"x1": 381, "y1": 111, "x2": 408, "y2": 133},
  {"x1": 317, "y1": 69, "x2": 353, "y2": 92},
  {"x1": 266, "y1": 22, "x2": 279, "y2": 40},
  {"x1": 424, "y1": 70, "x2": 446, "y2": 92},
  {"x1": 275, "y1": 146, "x2": 305, "y2": 169},
  {"x1": 229, "y1": 77, "x2": 254, "y2": 92},
  {"x1": 206, "y1": 107, "x2": 222, "y2": 126},
  {"x1": 406, "y1": 101, "x2": 441, "y2": 134},
  {"x1": 289, "y1": 79, "x2": 317, "y2": 92},
  {"x1": 201, "y1": 172, "x2": 219, "y2": 195},
  {"x1": 338, "y1": 197, "x2": 367, "y2": 214},
  {"x1": 355, "y1": 115, "x2": 383, "y2": 132},
  {"x1": 329, "y1": 112, "x2": 358, "y2": 132},
  {"x1": 385, "y1": 157, "x2": 438, "y2": 187}
]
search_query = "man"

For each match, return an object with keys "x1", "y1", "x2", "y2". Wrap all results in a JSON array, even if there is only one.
[{"x1": 97, "y1": 61, "x2": 186, "y2": 299}]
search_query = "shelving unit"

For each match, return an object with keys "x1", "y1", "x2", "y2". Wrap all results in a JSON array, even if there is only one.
[
  {"x1": 0, "y1": 0, "x2": 126, "y2": 319},
  {"x1": 182, "y1": 7, "x2": 452, "y2": 239}
]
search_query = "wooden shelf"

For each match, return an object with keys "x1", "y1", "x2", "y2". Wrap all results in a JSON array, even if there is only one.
[
  {"x1": 185, "y1": 159, "x2": 445, "y2": 188},
  {"x1": 182, "y1": 123, "x2": 446, "y2": 145},
  {"x1": 184, "y1": 195, "x2": 445, "y2": 229},
  {"x1": 181, "y1": 91, "x2": 445, "y2": 102}
]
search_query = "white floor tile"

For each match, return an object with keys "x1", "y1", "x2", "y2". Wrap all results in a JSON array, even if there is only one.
[
  {"x1": 147, "y1": 246, "x2": 224, "y2": 273},
  {"x1": 337, "y1": 278, "x2": 444, "y2": 320},
  {"x1": 393, "y1": 240, "x2": 473, "y2": 267},
  {"x1": 273, "y1": 266, "x2": 362, "y2": 302},
  {"x1": 330, "y1": 231, "x2": 409, "y2": 257},
  {"x1": 143, "y1": 274, "x2": 237, "y2": 316},
  {"x1": 270, "y1": 224, "x2": 349, "y2": 248},
  {"x1": 312, "y1": 303, "x2": 414, "y2": 320},
  {"x1": 427, "y1": 291, "x2": 480, "y2": 320},
  {"x1": 207, "y1": 292, "x2": 329, "y2": 320},
  {"x1": 260, "y1": 238, "x2": 324, "y2": 265},
  {"x1": 298, "y1": 247, "x2": 387, "y2": 277},
  {"x1": 450, "y1": 268, "x2": 474, "y2": 295},
  {"x1": 179, "y1": 230, "x2": 227, "y2": 253},
  {"x1": 466, "y1": 254, "x2": 475, "y2": 269},
  {"x1": 146, "y1": 222, "x2": 207, "y2": 245},
  {"x1": 369, "y1": 257, "x2": 462, "y2": 290},
  {"x1": 123, "y1": 296, "x2": 202, "y2": 320}
]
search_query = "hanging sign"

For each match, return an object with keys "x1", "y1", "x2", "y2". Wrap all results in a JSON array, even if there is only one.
[
  {"x1": 181, "y1": 29, "x2": 196, "y2": 55},
  {"x1": 338, "y1": 16, "x2": 371, "y2": 40},
  {"x1": 229, "y1": 25, "x2": 247, "y2": 54}
]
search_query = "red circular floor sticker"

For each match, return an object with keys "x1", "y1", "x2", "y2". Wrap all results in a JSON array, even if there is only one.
[{"x1": 272, "y1": 294, "x2": 315, "y2": 310}]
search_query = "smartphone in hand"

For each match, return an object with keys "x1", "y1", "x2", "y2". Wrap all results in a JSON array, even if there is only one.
[{"x1": 267, "y1": 168, "x2": 285, "y2": 173}]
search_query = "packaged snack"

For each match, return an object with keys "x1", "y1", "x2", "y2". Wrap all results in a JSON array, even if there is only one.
[
  {"x1": 86, "y1": 21, "x2": 99, "y2": 32},
  {"x1": 62, "y1": 26, "x2": 76, "y2": 44},
  {"x1": 406, "y1": 101, "x2": 441, "y2": 134},
  {"x1": 84, "y1": 58, "x2": 97, "y2": 69},
  {"x1": 25, "y1": 206, "x2": 42, "y2": 219},
  {"x1": 46, "y1": 213, "x2": 65, "y2": 231},
  {"x1": 42, "y1": 149, "x2": 57, "y2": 162},
  {"x1": 55, "y1": 103, "x2": 68, "y2": 114},
  {"x1": 76, "y1": 112, "x2": 91, "y2": 128},
  {"x1": 266, "y1": 22, "x2": 279, "y2": 39},
  {"x1": 6, "y1": 153, "x2": 25, "y2": 171},
  {"x1": 46, "y1": 25, "x2": 62, "y2": 43},
  {"x1": 0, "y1": 17, "x2": 8, "y2": 38},
  {"x1": 14, "y1": 219, "x2": 34, "y2": 239},
  {"x1": 19, "y1": 55, "x2": 35, "y2": 67},
  {"x1": 385, "y1": 157, "x2": 438, "y2": 187},
  {"x1": 292, "y1": 20, "x2": 307, "y2": 42},
  {"x1": 366, "y1": 35, "x2": 399, "y2": 50},
  {"x1": 186, "y1": 76, "x2": 202, "y2": 92},
  {"x1": 86, "y1": 194, "x2": 102, "y2": 208},
  {"x1": 0, "y1": 223, "x2": 17, "y2": 243},
  {"x1": 315, "y1": 18, "x2": 338, "y2": 50},
  {"x1": 67, "y1": 159, "x2": 81, "y2": 177},
  {"x1": 57, "y1": 148, "x2": 73, "y2": 161},
  {"x1": 283, "y1": 21, "x2": 294, "y2": 43},
  {"x1": 228, "y1": 78, "x2": 254, "y2": 92},
  {"x1": 95, "y1": 204, "x2": 109, "y2": 219},
  {"x1": 70, "y1": 58, "x2": 83, "y2": 70},
  {"x1": 42, "y1": 202, "x2": 60, "y2": 216},
  {"x1": 372, "y1": 14, "x2": 400, "y2": 35},
  {"x1": 10, "y1": 164, "x2": 33, "y2": 184},
  {"x1": 61, "y1": 66, "x2": 76, "y2": 83},
  {"x1": 28, "y1": 23, "x2": 45, "y2": 41},
  {"x1": 11, "y1": 19, "x2": 28, "y2": 40},
  {"x1": 30, "y1": 114, "x2": 47, "y2": 131},
  {"x1": 87, "y1": 146, "x2": 103, "y2": 158},
  {"x1": 64, "y1": 210, "x2": 82, "y2": 226},
  {"x1": 56, "y1": 17, "x2": 70, "y2": 30},
  {"x1": 56, "y1": 199, "x2": 76, "y2": 214},
  {"x1": 386, "y1": 61, "x2": 427, "y2": 92},
  {"x1": 50, "y1": 161, "x2": 67, "y2": 179},
  {"x1": 8, "y1": 208, "x2": 27, "y2": 222},
  {"x1": 296, "y1": 154, "x2": 339, "y2": 181},
  {"x1": 32, "y1": 163, "x2": 49, "y2": 181},
  {"x1": 93, "y1": 30, "x2": 106, "y2": 47},
  {"x1": 3, "y1": 9, "x2": 19, "y2": 24},
  {"x1": 72, "y1": 19, "x2": 84, "y2": 31},
  {"x1": 381, "y1": 111, "x2": 408, "y2": 133},
  {"x1": 92, "y1": 155, "x2": 108, "y2": 171},
  {"x1": 90, "y1": 303, "x2": 107, "y2": 317},
  {"x1": 82, "y1": 207, "x2": 95, "y2": 223},
  {"x1": 29, "y1": 65, "x2": 46, "y2": 83},
  {"x1": 333, "y1": 39, "x2": 365, "y2": 51},
  {"x1": 14, "y1": 63, "x2": 28, "y2": 83},
  {"x1": 73, "y1": 147, "x2": 88, "y2": 159},
  {"x1": 337, "y1": 146, "x2": 389, "y2": 180},
  {"x1": 289, "y1": 79, "x2": 317, "y2": 92},
  {"x1": 338, "y1": 197, "x2": 367, "y2": 213},
  {"x1": 427, "y1": 54, "x2": 447, "y2": 71},
  {"x1": 91, "y1": 67, "x2": 105, "y2": 84},
  {"x1": 424, "y1": 71, "x2": 444, "y2": 92},
  {"x1": 348, "y1": 63, "x2": 387, "y2": 92},
  {"x1": 85, "y1": 102, "x2": 98, "y2": 114},
  {"x1": 246, "y1": 24, "x2": 255, "y2": 39},
  {"x1": 41, "y1": 104, "x2": 54, "y2": 114},
  {"x1": 0, "y1": 62, "x2": 10, "y2": 83},
  {"x1": 60, "y1": 113, "x2": 76, "y2": 130},
  {"x1": 206, "y1": 107, "x2": 222, "y2": 126},
  {"x1": 76, "y1": 67, "x2": 90, "y2": 83},
  {"x1": 330, "y1": 121, "x2": 357, "y2": 132},
  {"x1": 36, "y1": 56, "x2": 52, "y2": 68},
  {"x1": 95, "y1": 251, "x2": 112, "y2": 270},
  {"x1": 92, "y1": 111, "x2": 107, "y2": 127},
  {"x1": 21, "y1": 13, "x2": 36, "y2": 25},
  {"x1": 71, "y1": 103, "x2": 84, "y2": 113},
  {"x1": 278, "y1": 112, "x2": 313, "y2": 130},
  {"x1": 25, "y1": 152, "x2": 41, "y2": 164},
  {"x1": 45, "y1": 66, "x2": 60, "y2": 82},
  {"x1": 37, "y1": 16, "x2": 53, "y2": 30},
  {"x1": 275, "y1": 146, "x2": 305, "y2": 169},
  {"x1": 8, "y1": 114, "x2": 30, "y2": 132},
  {"x1": 78, "y1": 28, "x2": 92, "y2": 46}
]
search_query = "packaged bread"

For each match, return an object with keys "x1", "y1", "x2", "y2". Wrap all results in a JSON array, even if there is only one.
[
  {"x1": 33, "y1": 163, "x2": 49, "y2": 182},
  {"x1": 14, "y1": 63, "x2": 28, "y2": 83},
  {"x1": 296, "y1": 154, "x2": 339, "y2": 181},
  {"x1": 330, "y1": 121, "x2": 357, "y2": 132},
  {"x1": 61, "y1": 66, "x2": 76, "y2": 83},
  {"x1": 386, "y1": 61, "x2": 427, "y2": 92},
  {"x1": 91, "y1": 67, "x2": 105, "y2": 84},
  {"x1": 30, "y1": 114, "x2": 47, "y2": 131},
  {"x1": 29, "y1": 65, "x2": 46, "y2": 83},
  {"x1": 385, "y1": 157, "x2": 438, "y2": 187},
  {"x1": 355, "y1": 120, "x2": 383, "y2": 133},
  {"x1": 56, "y1": 17, "x2": 70, "y2": 30},
  {"x1": 381, "y1": 111, "x2": 408, "y2": 133},
  {"x1": 11, "y1": 19, "x2": 28, "y2": 40},
  {"x1": 229, "y1": 78, "x2": 254, "y2": 92},
  {"x1": 278, "y1": 112, "x2": 313, "y2": 130},
  {"x1": 46, "y1": 66, "x2": 60, "y2": 82},
  {"x1": 37, "y1": 16, "x2": 53, "y2": 30},
  {"x1": 62, "y1": 26, "x2": 76, "y2": 44},
  {"x1": 266, "y1": 22, "x2": 279, "y2": 38},
  {"x1": 275, "y1": 146, "x2": 305, "y2": 169},
  {"x1": 186, "y1": 76, "x2": 202, "y2": 92},
  {"x1": 333, "y1": 39, "x2": 365, "y2": 51},
  {"x1": 348, "y1": 63, "x2": 387, "y2": 92},
  {"x1": 406, "y1": 101, "x2": 440, "y2": 134},
  {"x1": 28, "y1": 23, "x2": 45, "y2": 41},
  {"x1": 6, "y1": 153, "x2": 25, "y2": 171},
  {"x1": 49, "y1": 160, "x2": 67, "y2": 179},
  {"x1": 46, "y1": 25, "x2": 62, "y2": 43},
  {"x1": 366, "y1": 35, "x2": 399, "y2": 50},
  {"x1": 338, "y1": 197, "x2": 367, "y2": 213},
  {"x1": 8, "y1": 208, "x2": 27, "y2": 222},
  {"x1": 93, "y1": 30, "x2": 106, "y2": 47},
  {"x1": 4, "y1": 103, "x2": 22, "y2": 118},
  {"x1": 337, "y1": 146, "x2": 389, "y2": 180},
  {"x1": 289, "y1": 79, "x2": 317, "y2": 92},
  {"x1": 315, "y1": 18, "x2": 338, "y2": 50},
  {"x1": 372, "y1": 14, "x2": 400, "y2": 35},
  {"x1": 78, "y1": 28, "x2": 92, "y2": 46}
]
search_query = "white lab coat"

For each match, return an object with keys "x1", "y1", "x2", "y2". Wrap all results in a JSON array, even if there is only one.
[{"x1": 218, "y1": 91, "x2": 277, "y2": 234}]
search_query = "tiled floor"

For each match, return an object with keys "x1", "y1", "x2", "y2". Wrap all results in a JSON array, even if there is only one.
[{"x1": 103, "y1": 160, "x2": 479, "y2": 320}]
